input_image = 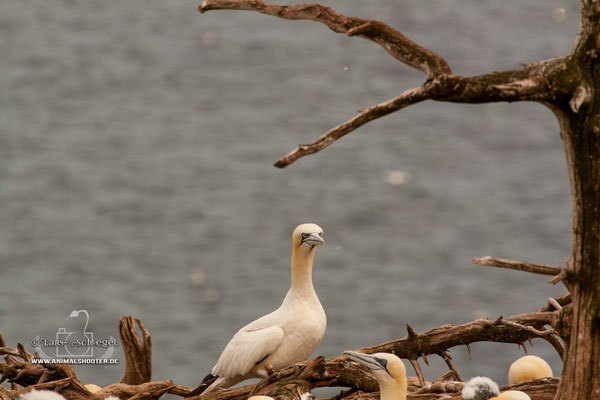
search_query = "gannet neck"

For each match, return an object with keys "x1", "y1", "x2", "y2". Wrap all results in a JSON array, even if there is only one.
[
  {"x1": 379, "y1": 381, "x2": 407, "y2": 400},
  {"x1": 290, "y1": 246, "x2": 317, "y2": 296}
]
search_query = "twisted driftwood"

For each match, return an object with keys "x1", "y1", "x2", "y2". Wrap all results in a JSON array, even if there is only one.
[
  {"x1": 119, "y1": 316, "x2": 152, "y2": 385},
  {"x1": 0, "y1": 294, "x2": 567, "y2": 400}
]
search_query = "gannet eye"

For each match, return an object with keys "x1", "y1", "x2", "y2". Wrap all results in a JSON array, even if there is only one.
[
  {"x1": 301, "y1": 233, "x2": 309, "y2": 240},
  {"x1": 318, "y1": 232, "x2": 323, "y2": 237},
  {"x1": 378, "y1": 358, "x2": 387, "y2": 368}
]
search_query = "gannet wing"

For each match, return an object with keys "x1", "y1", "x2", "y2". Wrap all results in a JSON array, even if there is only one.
[{"x1": 212, "y1": 325, "x2": 284, "y2": 378}]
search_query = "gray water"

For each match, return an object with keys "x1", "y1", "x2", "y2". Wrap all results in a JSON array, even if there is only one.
[{"x1": 1, "y1": 0, "x2": 577, "y2": 395}]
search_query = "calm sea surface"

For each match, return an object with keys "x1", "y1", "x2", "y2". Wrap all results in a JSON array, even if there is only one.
[{"x1": 1, "y1": 0, "x2": 577, "y2": 395}]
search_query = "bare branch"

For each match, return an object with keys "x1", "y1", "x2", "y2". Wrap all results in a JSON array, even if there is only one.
[
  {"x1": 0, "y1": 347, "x2": 20, "y2": 358},
  {"x1": 273, "y1": 86, "x2": 430, "y2": 168},
  {"x1": 102, "y1": 381, "x2": 176, "y2": 400},
  {"x1": 199, "y1": 0, "x2": 451, "y2": 78},
  {"x1": 439, "y1": 351, "x2": 462, "y2": 382},
  {"x1": 548, "y1": 268, "x2": 569, "y2": 284},
  {"x1": 548, "y1": 297, "x2": 563, "y2": 310},
  {"x1": 198, "y1": 0, "x2": 576, "y2": 181},
  {"x1": 409, "y1": 359, "x2": 426, "y2": 387},
  {"x1": 472, "y1": 256, "x2": 562, "y2": 276},
  {"x1": 500, "y1": 319, "x2": 556, "y2": 337},
  {"x1": 273, "y1": 61, "x2": 563, "y2": 167},
  {"x1": 354, "y1": 317, "x2": 561, "y2": 363},
  {"x1": 509, "y1": 311, "x2": 558, "y2": 326}
]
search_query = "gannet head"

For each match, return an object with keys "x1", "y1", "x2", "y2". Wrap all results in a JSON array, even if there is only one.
[
  {"x1": 508, "y1": 355, "x2": 552, "y2": 385},
  {"x1": 461, "y1": 376, "x2": 500, "y2": 400},
  {"x1": 293, "y1": 223, "x2": 324, "y2": 251},
  {"x1": 84, "y1": 384, "x2": 102, "y2": 393},
  {"x1": 343, "y1": 351, "x2": 406, "y2": 386},
  {"x1": 491, "y1": 391, "x2": 531, "y2": 400}
]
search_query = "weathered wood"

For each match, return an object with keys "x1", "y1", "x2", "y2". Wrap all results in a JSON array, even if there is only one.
[
  {"x1": 472, "y1": 257, "x2": 562, "y2": 276},
  {"x1": 0, "y1": 308, "x2": 563, "y2": 400},
  {"x1": 119, "y1": 316, "x2": 152, "y2": 385},
  {"x1": 199, "y1": 0, "x2": 451, "y2": 79}
]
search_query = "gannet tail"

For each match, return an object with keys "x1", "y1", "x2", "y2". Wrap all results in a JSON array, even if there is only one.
[{"x1": 185, "y1": 373, "x2": 217, "y2": 397}]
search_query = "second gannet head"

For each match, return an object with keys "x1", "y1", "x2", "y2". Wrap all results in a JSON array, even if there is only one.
[
  {"x1": 508, "y1": 355, "x2": 552, "y2": 385},
  {"x1": 343, "y1": 351, "x2": 407, "y2": 400},
  {"x1": 461, "y1": 376, "x2": 500, "y2": 400},
  {"x1": 293, "y1": 223, "x2": 325, "y2": 253},
  {"x1": 84, "y1": 384, "x2": 102, "y2": 393},
  {"x1": 490, "y1": 390, "x2": 531, "y2": 400}
]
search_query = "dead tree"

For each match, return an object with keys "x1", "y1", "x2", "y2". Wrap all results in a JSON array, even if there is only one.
[
  {"x1": 197, "y1": 1, "x2": 600, "y2": 399},
  {"x1": 1, "y1": 2, "x2": 598, "y2": 398}
]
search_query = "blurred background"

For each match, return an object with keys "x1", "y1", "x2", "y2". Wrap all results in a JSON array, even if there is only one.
[{"x1": 1, "y1": 0, "x2": 576, "y2": 396}]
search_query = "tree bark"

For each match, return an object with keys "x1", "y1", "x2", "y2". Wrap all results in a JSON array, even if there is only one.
[{"x1": 546, "y1": 2, "x2": 600, "y2": 398}]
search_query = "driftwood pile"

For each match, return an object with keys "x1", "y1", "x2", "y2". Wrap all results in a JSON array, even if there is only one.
[{"x1": 0, "y1": 292, "x2": 568, "y2": 400}]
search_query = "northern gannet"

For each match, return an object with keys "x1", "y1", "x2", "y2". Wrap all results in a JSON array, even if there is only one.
[
  {"x1": 508, "y1": 355, "x2": 552, "y2": 385},
  {"x1": 343, "y1": 351, "x2": 407, "y2": 400},
  {"x1": 461, "y1": 376, "x2": 500, "y2": 400},
  {"x1": 187, "y1": 223, "x2": 326, "y2": 397},
  {"x1": 490, "y1": 391, "x2": 531, "y2": 400}
]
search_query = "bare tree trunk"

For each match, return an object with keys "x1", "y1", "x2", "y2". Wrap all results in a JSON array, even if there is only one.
[
  {"x1": 550, "y1": 109, "x2": 600, "y2": 398},
  {"x1": 547, "y1": 2, "x2": 600, "y2": 398},
  {"x1": 551, "y1": 101, "x2": 600, "y2": 399}
]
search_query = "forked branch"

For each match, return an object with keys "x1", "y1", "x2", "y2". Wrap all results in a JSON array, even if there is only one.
[
  {"x1": 198, "y1": 0, "x2": 570, "y2": 168},
  {"x1": 199, "y1": 0, "x2": 451, "y2": 78},
  {"x1": 273, "y1": 63, "x2": 563, "y2": 167},
  {"x1": 119, "y1": 316, "x2": 152, "y2": 385}
]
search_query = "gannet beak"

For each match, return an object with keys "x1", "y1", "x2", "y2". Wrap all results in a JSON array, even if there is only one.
[
  {"x1": 301, "y1": 232, "x2": 325, "y2": 246},
  {"x1": 343, "y1": 351, "x2": 384, "y2": 371}
]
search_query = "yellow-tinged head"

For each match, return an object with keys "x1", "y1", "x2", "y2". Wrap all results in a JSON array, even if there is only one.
[
  {"x1": 508, "y1": 355, "x2": 552, "y2": 385},
  {"x1": 292, "y1": 223, "x2": 324, "y2": 251},
  {"x1": 492, "y1": 390, "x2": 531, "y2": 400},
  {"x1": 343, "y1": 351, "x2": 407, "y2": 400},
  {"x1": 84, "y1": 384, "x2": 102, "y2": 393}
]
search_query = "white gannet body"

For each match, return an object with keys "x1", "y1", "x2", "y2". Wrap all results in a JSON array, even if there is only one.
[
  {"x1": 18, "y1": 390, "x2": 66, "y2": 400},
  {"x1": 343, "y1": 351, "x2": 407, "y2": 400},
  {"x1": 187, "y1": 223, "x2": 326, "y2": 397},
  {"x1": 508, "y1": 355, "x2": 552, "y2": 385},
  {"x1": 491, "y1": 390, "x2": 531, "y2": 400},
  {"x1": 461, "y1": 376, "x2": 500, "y2": 400}
]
